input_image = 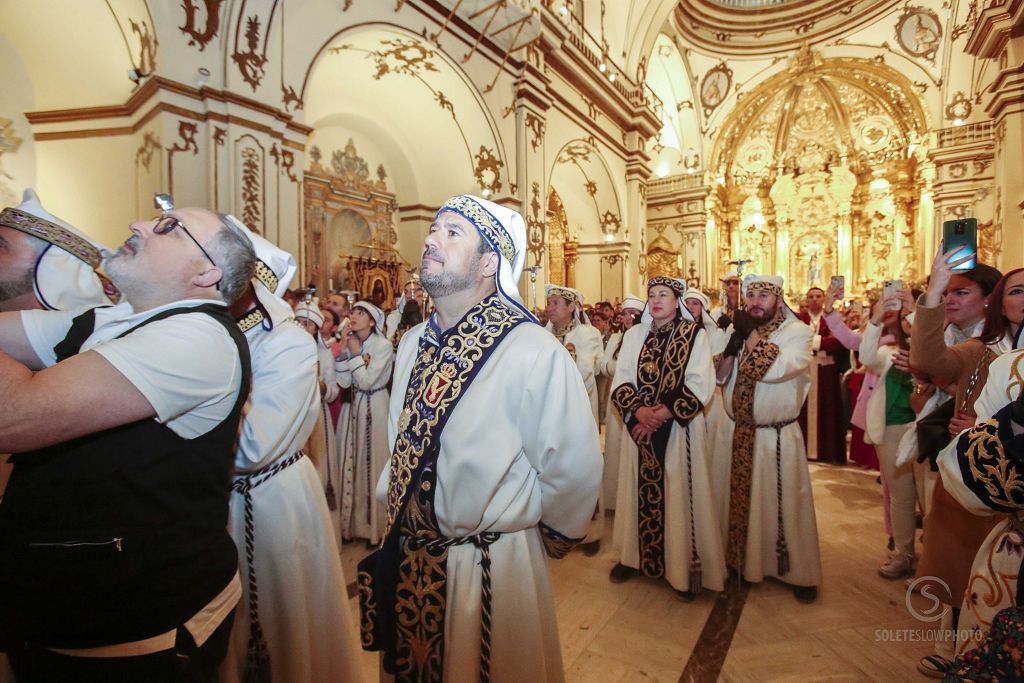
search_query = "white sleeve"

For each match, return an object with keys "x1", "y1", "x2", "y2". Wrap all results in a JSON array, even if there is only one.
[
  {"x1": 237, "y1": 326, "x2": 320, "y2": 470},
  {"x1": 520, "y1": 342, "x2": 602, "y2": 542},
  {"x1": 19, "y1": 308, "x2": 79, "y2": 367},
  {"x1": 93, "y1": 313, "x2": 243, "y2": 439},
  {"x1": 347, "y1": 335, "x2": 394, "y2": 390},
  {"x1": 759, "y1": 323, "x2": 813, "y2": 384}
]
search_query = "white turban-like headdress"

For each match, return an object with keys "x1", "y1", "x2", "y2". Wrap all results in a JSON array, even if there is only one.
[
  {"x1": 434, "y1": 195, "x2": 536, "y2": 322},
  {"x1": 0, "y1": 189, "x2": 114, "y2": 311}
]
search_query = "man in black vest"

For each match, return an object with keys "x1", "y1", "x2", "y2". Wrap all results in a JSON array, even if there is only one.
[{"x1": 0, "y1": 206, "x2": 255, "y2": 682}]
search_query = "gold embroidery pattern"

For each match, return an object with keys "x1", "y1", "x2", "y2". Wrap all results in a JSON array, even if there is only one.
[
  {"x1": 0, "y1": 207, "x2": 102, "y2": 267},
  {"x1": 254, "y1": 260, "x2": 278, "y2": 294},
  {"x1": 356, "y1": 570, "x2": 377, "y2": 649},
  {"x1": 437, "y1": 196, "x2": 515, "y2": 263},
  {"x1": 747, "y1": 281, "x2": 784, "y2": 298},
  {"x1": 726, "y1": 316, "x2": 785, "y2": 570},
  {"x1": 383, "y1": 301, "x2": 523, "y2": 536},
  {"x1": 611, "y1": 383, "x2": 643, "y2": 416},
  {"x1": 236, "y1": 307, "x2": 265, "y2": 332},
  {"x1": 394, "y1": 460, "x2": 448, "y2": 679},
  {"x1": 962, "y1": 418, "x2": 1024, "y2": 512},
  {"x1": 1007, "y1": 351, "x2": 1024, "y2": 403},
  {"x1": 647, "y1": 276, "x2": 685, "y2": 297}
]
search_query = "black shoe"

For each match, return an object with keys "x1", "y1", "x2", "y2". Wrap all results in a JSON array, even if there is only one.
[
  {"x1": 609, "y1": 563, "x2": 636, "y2": 584},
  {"x1": 887, "y1": 536, "x2": 895, "y2": 551},
  {"x1": 675, "y1": 589, "x2": 697, "y2": 602},
  {"x1": 581, "y1": 540, "x2": 601, "y2": 557},
  {"x1": 793, "y1": 585, "x2": 818, "y2": 603}
]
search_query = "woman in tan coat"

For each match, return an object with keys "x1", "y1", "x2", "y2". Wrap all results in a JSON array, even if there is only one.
[{"x1": 909, "y1": 245, "x2": 1006, "y2": 678}]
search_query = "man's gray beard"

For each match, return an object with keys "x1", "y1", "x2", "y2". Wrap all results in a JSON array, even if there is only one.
[
  {"x1": 421, "y1": 269, "x2": 478, "y2": 298},
  {"x1": 420, "y1": 253, "x2": 482, "y2": 299},
  {"x1": 0, "y1": 267, "x2": 35, "y2": 303}
]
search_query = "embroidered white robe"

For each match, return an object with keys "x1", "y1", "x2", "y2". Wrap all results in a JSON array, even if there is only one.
[
  {"x1": 377, "y1": 321, "x2": 602, "y2": 682},
  {"x1": 611, "y1": 321, "x2": 727, "y2": 592},
  {"x1": 336, "y1": 332, "x2": 394, "y2": 545},
  {"x1": 718, "y1": 316, "x2": 823, "y2": 587}
]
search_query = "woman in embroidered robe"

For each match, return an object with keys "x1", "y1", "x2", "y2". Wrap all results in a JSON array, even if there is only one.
[
  {"x1": 336, "y1": 301, "x2": 393, "y2": 546},
  {"x1": 610, "y1": 278, "x2": 725, "y2": 598},
  {"x1": 934, "y1": 269, "x2": 1024, "y2": 661},
  {"x1": 295, "y1": 301, "x2": 342, "y2": 537},
  {"x1": 715, "y1": 274, "x2": 822, "y2": 601}
]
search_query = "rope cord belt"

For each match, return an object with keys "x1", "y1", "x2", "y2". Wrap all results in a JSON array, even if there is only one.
[
  {"x1": 684, "y1": 424, "x2": 702, "y2": 593},
  {"x1": 230, "y1": 449, "x2": 306, "y2": 682},
  {"x1": 735, "y1": 416, "x2": 797, "y2": 575},
  {"x1": 352, "y1": 385, "x2": 386, "y2": 527},
  {"x1": 409, "y1": 530, "x2": 502, "y2": 682}
]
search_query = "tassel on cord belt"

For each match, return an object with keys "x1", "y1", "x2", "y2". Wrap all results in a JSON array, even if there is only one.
[
  {"x1": 231, "y1": 450, "x2": 307, "y2": 683},
  {"x1": 322, "y1": 401, "x2": 337, "y2": 511},
  {"x1": 737, "y1": 416, "x2": 797, "y2": 576},
  {"x1": 412, "y1": 531, "x2": 502, "y2": 683}
]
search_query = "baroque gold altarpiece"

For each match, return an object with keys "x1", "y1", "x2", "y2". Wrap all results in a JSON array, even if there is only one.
[
  {"x1": 707, "y1": 48, "x2": 937, "y2": 299},
  {"x1": 303, "y1": 139, "x2": 404, "y2": 308}
]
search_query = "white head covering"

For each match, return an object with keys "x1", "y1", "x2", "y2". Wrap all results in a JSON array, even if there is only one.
[
  {"x1": 294, "y1": 299, "x2": 325, "y2": 328},
  {"x1": 222, "y1": 213, "x2": 296, "y2": 328},
  {"x1": 353, "y1": 300, "x2": 385, "y2": 333},
  {"x1": 434, "y1": 195, "x2": 536, "y2": 322},
  {"x1": 641, "y1": 276, "x2": 695, "y2": 324},
  {"x1": 621, "y1": 294, "x2": 644, "y2": 313},
  {"x1": 545, "y1": 283, "x2": 589, "y2": 325},
  {"x1": 683, "y1": 289, "x2": 717, "y2": 326},
  {"x1": 0, "y1": 189, "x2": 114, "y2": 311},
  {"x1": 393, "y1": 276, "x2": 422, "y2": 315},
  {"x1": 742, "y1": 273, "x2": 796, "y2": 319}
]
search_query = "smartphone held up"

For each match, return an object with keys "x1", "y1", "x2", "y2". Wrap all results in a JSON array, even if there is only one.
[
  {"x1": 942, "y1": 218, "x2": 978, "y2": 272},
  {"x1": 883, "y1": 279, "x2": 903, "y2": 311}
]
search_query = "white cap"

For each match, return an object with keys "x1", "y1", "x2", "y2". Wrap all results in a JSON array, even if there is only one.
[
  {"x1": 642, "y1": 276, "x2": 695, "y2": 324},
  {"x1": 621, "y1": 294, "x2": 644, "y2": 312},
  {"x1": 0, "y1": 189, "x2": 114, "y2": 311},
  {"x1": 545, "y1": 284, "x2": 589, "y2": 324},
  {"x1": 294, "y1": 300, "x2": 325, "y2": 328},
  {"x1": 435, "y1": 195, "x2": 535, "y2": 322},
  {"x1": 353, "y1": 300, "x2": 385, "y2": 333},
  {"x1": 222, "y1": 213, "x2": 297, "y2": 329}
]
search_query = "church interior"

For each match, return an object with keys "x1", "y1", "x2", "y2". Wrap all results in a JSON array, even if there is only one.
[{"x1": 1, "y1": 0, "x2": 1022, "y2": 680}]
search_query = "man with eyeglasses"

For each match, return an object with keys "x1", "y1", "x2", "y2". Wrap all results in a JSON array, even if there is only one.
[{"x1": 0, "y1": 202, "x2": 256, "y2": 681}]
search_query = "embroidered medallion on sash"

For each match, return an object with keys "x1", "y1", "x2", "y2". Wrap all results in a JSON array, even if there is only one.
[{"x1": 357, "y1": 294, "x2": 526, "y2": 682}]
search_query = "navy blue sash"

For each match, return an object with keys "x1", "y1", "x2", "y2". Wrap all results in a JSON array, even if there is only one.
[{"x1": 357, "y1": 295, "x2": 527, "y2": 681}]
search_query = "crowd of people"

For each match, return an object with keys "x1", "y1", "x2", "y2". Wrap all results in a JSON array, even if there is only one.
[{"x1": 0, "y1": 186, "x2": 1022, "y2": 681}]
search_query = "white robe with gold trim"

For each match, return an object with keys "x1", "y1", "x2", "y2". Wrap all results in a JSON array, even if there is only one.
[
  {"x1": 718, "y1": 316, "x2": 823, "y2": 587},
  {"x1": 378, "y1": 321, "x2": 602, "y2": 682},
  {"x1": 611, "y1": 322, "x2": 727, "y2": 592}
]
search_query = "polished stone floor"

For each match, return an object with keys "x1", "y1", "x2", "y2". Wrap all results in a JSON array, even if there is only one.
[{"x1": 340, "y1": 463, "x2": 939, "y2": 681}]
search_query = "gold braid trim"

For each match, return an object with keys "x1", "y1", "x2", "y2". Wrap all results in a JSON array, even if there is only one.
[
  {"x1": 0, "y1": 207, "x2": 101, "y2": 267},
  {"x1": 961, "y1": 417, "x2": 1024, "y2": 512},
  {"x1": 1007, "y1": 351, "x2": 1024, "y2": 403},
  {"x1": 647, "y1": 276, "x2": 685, "y2": 297},
  {"x1": 236, "y1": 307, "x2": 265, "y2": 332},
  {"x1": 437, "y1": 196, "x2": 515, "y2": 263},
  {"x1": 254, "y1": 260, "x2": 278, "y2": 294},
  {"x1": 726, "y1": 314, "x2": 785, "y2": 570},
  {"x1": 746, "y1": 281, "x2": 784, "y2": 298}
]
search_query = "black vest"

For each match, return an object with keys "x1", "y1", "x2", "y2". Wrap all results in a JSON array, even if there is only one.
[{"x1": 0, "y1": 303, "x2": 251, "y2": 648}]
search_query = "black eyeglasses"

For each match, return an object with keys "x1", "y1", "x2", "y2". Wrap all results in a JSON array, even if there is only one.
[{"x1": 153, "y1": 215, "x2": 218, "y2": 268}]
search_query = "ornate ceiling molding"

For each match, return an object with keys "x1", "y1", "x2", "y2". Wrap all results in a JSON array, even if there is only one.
[{"x1": 673, "y1": 0, "x2": 902, "y2": 56}]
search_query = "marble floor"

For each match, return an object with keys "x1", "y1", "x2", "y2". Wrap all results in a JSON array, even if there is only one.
[{"x1": 339, "y1": 463, "x2": 939, "y2": 681}]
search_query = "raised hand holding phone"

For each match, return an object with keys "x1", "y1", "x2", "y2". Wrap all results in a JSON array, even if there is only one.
[{"x1": 924, "y1": 241, "x2": 975, "y2": 308}]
